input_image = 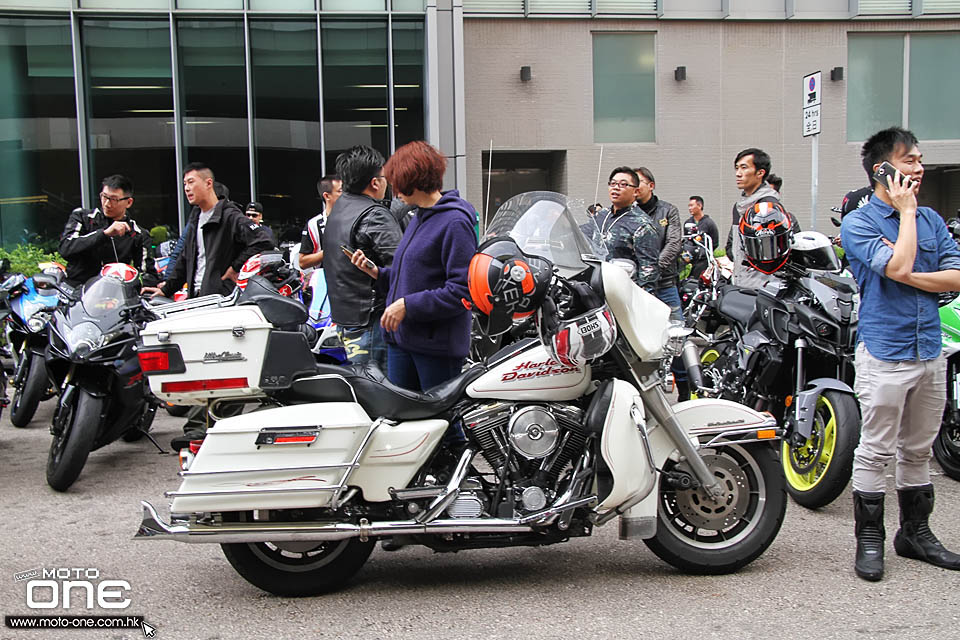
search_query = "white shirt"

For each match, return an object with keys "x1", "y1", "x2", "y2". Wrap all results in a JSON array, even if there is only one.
[{"x1": 193, "y1": 207, "x2": 215, "y2": 293}]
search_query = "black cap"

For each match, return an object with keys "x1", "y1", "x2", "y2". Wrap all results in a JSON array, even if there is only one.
[{"x1": 245, "y1": 202, "x2": 263, "y2": 214}]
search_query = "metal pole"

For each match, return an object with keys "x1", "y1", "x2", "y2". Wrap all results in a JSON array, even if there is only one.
[
  {"x1": 169, "y1": 12, "x2": 185, "y2": 232},
  {"x1": 484, "y1": 139, "x2": 493, "y2": 225},
  {"x1": 69, "y1": 11, "x2": 90, "y2": 210},
  {"x1": 811, "y1": 133, "x2": 818, "y2": 230}
]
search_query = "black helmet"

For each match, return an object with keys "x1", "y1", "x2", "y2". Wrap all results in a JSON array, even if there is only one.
[
  {"x1": 467, "y1": 237, "x2": 552, "y2": 337},
  {"x1": 739, "y1": 201, "x2": 794, "y2": 274}
]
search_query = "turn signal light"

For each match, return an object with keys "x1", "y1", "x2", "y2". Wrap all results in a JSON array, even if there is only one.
[
  {"x1": 161, "y1": 377, "x2": 248, "y2": 393},
  {"x1": 756, "y1": 429, "x2": 777, "y2": 440}
]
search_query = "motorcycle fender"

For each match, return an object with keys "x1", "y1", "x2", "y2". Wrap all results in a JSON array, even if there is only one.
[
  {"x1": 794, "y1": 378, "x2": 855, "y2": 439},
  {"x1": 595, "y1": 379, "x2": 657, "y2": 514},
  {"x1": 618, "y1": 398, "x2": 775, "y2": 539}
]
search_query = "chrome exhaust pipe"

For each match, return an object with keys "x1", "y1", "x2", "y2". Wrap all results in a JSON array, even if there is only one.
[{"x1": 135, "y1": 501, "x2": 534, "y2": 545}]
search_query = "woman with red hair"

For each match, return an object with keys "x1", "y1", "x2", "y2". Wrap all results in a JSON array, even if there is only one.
[{"x1": 349, "y1": 141, "x2": 477, "y2": 390}]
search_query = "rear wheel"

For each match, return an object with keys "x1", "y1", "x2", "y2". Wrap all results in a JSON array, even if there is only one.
[
  {"x1": 10, "y1": 353, "x2": 46, "y2": 428},
  {"x1": 46, "y1": 391, "x2": 101, "y2": 491},
  {"x1": 933, "y1": 417, "x2": 960, "y2": 481},
  {"x1": 220, "y1": 513, "x2": 374, "y2": 596},
  {"x1": 644, "y1": 442, "x2": 787, "y2": 574},
  {"x1": 782, "y1": 391, "x2": 859, "y2": 509}
]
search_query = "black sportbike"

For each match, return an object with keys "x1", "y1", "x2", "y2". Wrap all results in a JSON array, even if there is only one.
[
  {"x1": 684, "y1": 235, "x2": 861, "y2": 509},
  {"x1": 38, "y1": 264, "x2": 159, "y2": 491}
]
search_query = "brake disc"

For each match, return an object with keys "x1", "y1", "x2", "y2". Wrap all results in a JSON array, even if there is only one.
[
  {"x1": 673, "y1": 454, "x2": 749, "y2": 530},
  {"x1": 788, "y1": 414, "x2": 826, "y2": 475}
]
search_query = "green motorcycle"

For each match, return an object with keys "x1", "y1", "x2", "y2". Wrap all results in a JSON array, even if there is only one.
[{"x1": 935, "y1": 291, "x2": 960, "y2": 481}]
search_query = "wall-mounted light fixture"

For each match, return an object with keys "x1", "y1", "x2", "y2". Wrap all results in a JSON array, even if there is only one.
[
  {"x1": 520, "y1": 66, "x2": 532, "y2": 82},
  {"x1": 674, "y1": 66, "x2": 686, "y2": 81},
  {"x1": 830, "y1": 66, "x2": 844, "y2": 81}
]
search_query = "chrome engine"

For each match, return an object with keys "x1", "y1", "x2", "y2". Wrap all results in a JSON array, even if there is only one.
[{"x1": 462, "y1": 402, "x2": 589, "y2": 492}]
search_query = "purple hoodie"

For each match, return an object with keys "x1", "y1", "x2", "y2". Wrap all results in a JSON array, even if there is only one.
[{"x1": 376, "y1": 190, "x2": 477, "y2": 358}]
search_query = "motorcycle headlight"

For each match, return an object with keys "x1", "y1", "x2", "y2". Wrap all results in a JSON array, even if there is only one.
[
  {"x1": 27, "y1": 310, "x2": 51, "y2": 333},
  {"x1": 65, "y1": 322, "x2": 104, "y2": 358}
]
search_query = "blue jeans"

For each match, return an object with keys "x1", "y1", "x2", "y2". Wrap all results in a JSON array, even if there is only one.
[
  {"x1": 339, "y1": 314, "x2": 388, "y2": 371},
  {"x1": 655, "y1": 284, "x2": 687, "y2": 385},
  {"x1": 387, "y1": 344, "x2": 467, "y2": 447}
]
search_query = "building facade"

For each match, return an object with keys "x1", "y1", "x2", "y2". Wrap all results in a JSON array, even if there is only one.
[
  {"x1": 2, "y1": 0, "x2": 959, "y2": 252},
  {"x1": 0, "y1": 0, "x2": 465, "y2": 251},
  {"x1": 463, "y1": 0, "x2": 960, "y2": 237}
]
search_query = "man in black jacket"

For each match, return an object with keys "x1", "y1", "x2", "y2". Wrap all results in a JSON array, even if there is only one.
[
  {"x1": 59, "y1": 174, "x2": 154, "y2": 288},
  {"x1": 323, "y1": 145, "x2": 403, "y2": 368},
  {"x1": 141, "y1": 163, "x2": 271, "y2": 299}
]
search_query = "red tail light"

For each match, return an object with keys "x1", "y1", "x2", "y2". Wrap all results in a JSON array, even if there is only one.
[
  {"x1": 138, "y1": 350, "x2": 170, "y2": 372},
  {"x1": 161, "y1": 377, "x2": 249, "y2": 393},
  {"x1": 188, "y1": 439, "x2": 204, "y2": 455}
]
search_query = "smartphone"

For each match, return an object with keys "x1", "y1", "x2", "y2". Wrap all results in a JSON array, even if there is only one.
[
  {"x1": 340, "y1": 245, "x2": 375, "y2": 270},
  {"x1": 873, "y1": 161, "x2": 907, "y2": 189}
]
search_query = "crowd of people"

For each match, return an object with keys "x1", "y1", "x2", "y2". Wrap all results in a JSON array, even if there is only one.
[{"x1": 58, "y1": 127, "x2": 960, "y2": 582}]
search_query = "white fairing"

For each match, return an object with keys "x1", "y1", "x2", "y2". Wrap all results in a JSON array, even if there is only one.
[
  {"x1": 140, "y1": 305, "x2": 273, "y2": 404},
  {"x1": 601, "y1": 262, "x2": 671, "y2": 361},
  {"x1": 466, "y1": 343, "x2": 591, "y2": 401},
  {"x1": 616, "y1": 398, "x2": 776, "y2": 533},
  {"x1": 171, "y1": 403, "x2": 448, "y2": 513},
  {"x1": 596, "y1": 380, "x2": 657, "y2": 512}
]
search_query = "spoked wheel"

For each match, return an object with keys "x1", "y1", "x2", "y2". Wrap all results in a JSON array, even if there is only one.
[
  {"x1": 933, "y1": 416, "x2": 960, "y2": 481},
  {"x1": 46, "y1": 390, "x2": 101, "y2": 491},
  {"x1": 220, "y1": 513, "x2": 375, "y2": 596},
  {"x1": 645, "y1": 442, "x2": 786, "y2": 574},
  {"x1": 782, "y1": 391, "x2": 860, "y2": 509}
]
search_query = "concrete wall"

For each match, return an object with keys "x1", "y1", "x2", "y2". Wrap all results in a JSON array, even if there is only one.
[{"x1": 463, "y1": 17, "x2": 960, "y2": 238}]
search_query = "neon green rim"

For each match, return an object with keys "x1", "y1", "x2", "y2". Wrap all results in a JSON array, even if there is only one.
[{"x1": 782, "y1": 395, "x2": 837, "y2": 491}]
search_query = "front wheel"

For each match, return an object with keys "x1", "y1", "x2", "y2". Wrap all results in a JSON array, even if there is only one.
[
  {"x1": 9, "y1": 353, "x2": 47, "y2": 428},
  {"x1": 782, "y1": 391, "x2": 860, "y2": 509},
  {"x1": 933, "y1": 418, "x2": 960, "y2": 481},
  {"x1": 46, "y1": 391, "x2": 102, "y2": 491},
  {"x1": 644, "y1": 442, "x2": 787, "y2": 574},
  {"x1": 220, "y1": 514, "x2": 374, "y2": 596}
]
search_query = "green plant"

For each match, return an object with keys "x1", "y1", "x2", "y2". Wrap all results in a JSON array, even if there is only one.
[
  {"x1": 0, "y1": 244, "x2": 66, "y2": 276},
  {"x1": 714, "y1": 248, "x2": 726, "y2": 258}
]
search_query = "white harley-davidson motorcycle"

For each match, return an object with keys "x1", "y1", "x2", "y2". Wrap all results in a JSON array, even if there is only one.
[{"x1": 135, "y1": 191, "x2": 787, "y2": 597}]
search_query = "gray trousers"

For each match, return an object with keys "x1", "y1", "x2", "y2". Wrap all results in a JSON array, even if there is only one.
[{"x1": 852, "y1": 342, "x2": 946, "y2": 493}]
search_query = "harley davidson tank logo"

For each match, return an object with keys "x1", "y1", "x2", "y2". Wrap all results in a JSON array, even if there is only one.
[{"x1": 500, "y1": 358, "x2": 581, "y2": 382}]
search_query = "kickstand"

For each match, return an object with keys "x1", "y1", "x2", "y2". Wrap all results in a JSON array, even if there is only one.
[{"x1": 142, "y1": 430, "x2": 167, "y2": 454}]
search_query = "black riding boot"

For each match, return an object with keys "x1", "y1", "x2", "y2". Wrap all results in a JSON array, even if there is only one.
[
  {"x1": 853, "y1": 490, "x2": 885, "y2": 581},
  {"x1": 893, "y1": 484, "x2": 960, "y2": 570},
  {"x1": 675, "y1": 380, "x2": 690, "y2": 402}
]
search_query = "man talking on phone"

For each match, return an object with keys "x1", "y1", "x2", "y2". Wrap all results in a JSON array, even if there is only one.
[
  {"x1": 841, "y1": 126, "x2": 960, "y2": 582},
  {"x1": 323, "y1": 145, "x2": 402, "y2": 368}
]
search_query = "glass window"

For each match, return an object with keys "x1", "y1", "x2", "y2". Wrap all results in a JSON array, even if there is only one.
[
  {"x1": 0, "y1": 17, "x2": 79, "y2": 251},
  {"x1": 592, "y1": 32, "x2": 655, "y2": 143},
  {"x1": 250, "y1": 20, "x2": 320, "y2": 243},
  {"x1": 392, "y1": 0, "x2": 425, "y2": 10},
  {"x1": 321, "y1": 19, "x2": 389, "y2": 171},
  {"x1": 250, "y1": 0, "x2": 315, "y2": 9},
  {"x1": 909, "y1": 33, "x2": 960, "y2": 140},
  {"x1": 81, "y1": 0, "x2": 169, "y2": 7},
  {"x1": 0, "y1": 0, "x2": 69, "y2": 7},
  {"x1": 178, "y1": 0, "x2": 244, "y2": 8},
  {"x1": 177, "y1": 20, "x2": 251, "y2": 210},
  {"x1": 392, "y1": 19, "x2": 424, "y2": 148},
  {"x1": 323, "y1": 0, "x2": 386, "y2": 8},
  {"x1": 847, "y1": 34, "x2": 903, "y2": 142},
  {"x1": 83, "y1": 19, "x2": 177, "y2": 233}
]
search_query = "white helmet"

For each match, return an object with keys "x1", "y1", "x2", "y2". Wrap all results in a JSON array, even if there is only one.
[
  {"x1": 791, "y1": 231, "x2": 841, "y2": 272},
  {"x1": 536, "y1": 302, "x2": 618, "y2": 368}
]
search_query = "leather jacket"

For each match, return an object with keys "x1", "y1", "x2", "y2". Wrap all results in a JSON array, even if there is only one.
[
  {"x1": 323, "y1": 192, "x2": 403, "y2": 328},
  {"x1": 640, "y1": 195, "x2": 681, "y2": 288},
  {"x1": 59, "y1": 207, "x2": 153, "y2": 287}
]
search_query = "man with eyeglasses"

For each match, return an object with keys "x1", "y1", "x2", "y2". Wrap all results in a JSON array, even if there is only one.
[
  {"x1": 584, "y1": 166, "x2": 660, "y2": 294},
  {"x1": 244, "y1": 202, "x2": 276, "y2": 248},
  {"x1": 323, "y1": 145, "x2": 402, "y2": 369},
  {"x1": 59, "y1": 174, "x2": 154, "y2": 288}
]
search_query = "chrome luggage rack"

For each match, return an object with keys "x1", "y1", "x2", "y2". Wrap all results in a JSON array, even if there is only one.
[{"x1": 148, "y1": 288, "x2": 240, "y2": 319}]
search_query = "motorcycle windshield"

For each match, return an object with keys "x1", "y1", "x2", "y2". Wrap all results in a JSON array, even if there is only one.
[
  {"x1": 483, "y1": 191, "x2": 595, "y2": 278},
  {"x1": 66, "y1": 275, "x2": 138, "y2": 331}
]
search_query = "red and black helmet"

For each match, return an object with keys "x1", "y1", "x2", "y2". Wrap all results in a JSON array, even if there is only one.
[
  {"x1": 738, "y1": 201, "x2": 794, "y2": 275},
  {"x1": 467, "y1": 237, "x2": 552, "y2": 337}
]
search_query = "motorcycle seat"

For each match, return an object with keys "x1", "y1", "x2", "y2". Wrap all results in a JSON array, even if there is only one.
[
  {"x1": 289, "y1": 362, "x2": 487, "y2": 421},
  {"x1": 717, "y1": 286, "x2": 758, "y2": 329}
]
